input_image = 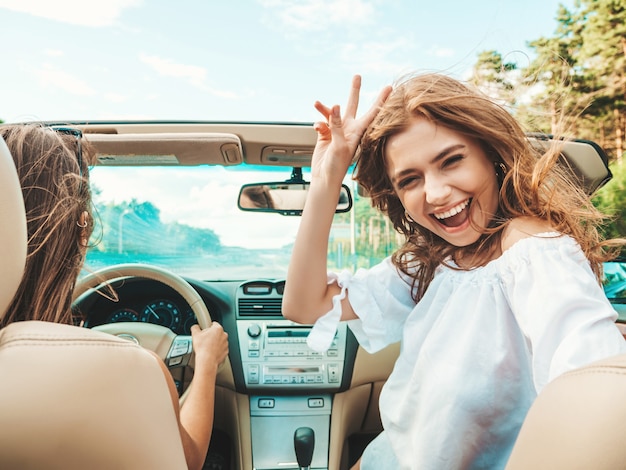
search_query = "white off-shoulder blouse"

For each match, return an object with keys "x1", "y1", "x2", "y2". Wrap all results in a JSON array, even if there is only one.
[{"x1": 306, "y1": 234, "x2": 626, "y2": 469}]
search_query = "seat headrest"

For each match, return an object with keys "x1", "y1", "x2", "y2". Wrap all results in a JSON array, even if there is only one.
[
  {"x1": 0, "y1": 136, "x2": 27, "y2": 318},
  {"x1": 527, "y1": 134, "x2": 612, "y2": 194}
]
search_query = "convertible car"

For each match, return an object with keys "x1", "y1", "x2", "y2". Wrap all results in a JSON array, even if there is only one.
[{"x1": 1, "y1": 121, "x2": 625, "y2": 470}]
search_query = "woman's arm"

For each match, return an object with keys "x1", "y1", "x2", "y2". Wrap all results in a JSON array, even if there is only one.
[
  {"x1": 282, "y1": 75, "x2": 391, "y2": 325},
  {"x1": 158, "y1": 323, "x2": 229, "y2": 470},
  {"x1": 503, "y1": 234, "x2": 626, "y2": 392}
]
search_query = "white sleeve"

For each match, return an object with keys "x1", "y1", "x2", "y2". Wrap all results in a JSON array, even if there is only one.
[
  {"x1": 502, "y1": 236, "x2": 626, "y2": 392},
  {"x1": 306, "y1": 257, "x2": 415, "y2": 354}
]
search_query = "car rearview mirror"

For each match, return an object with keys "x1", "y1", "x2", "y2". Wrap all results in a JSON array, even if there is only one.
[{"x1": 238, "y1": 182, "x2": 352, "y2": 216}]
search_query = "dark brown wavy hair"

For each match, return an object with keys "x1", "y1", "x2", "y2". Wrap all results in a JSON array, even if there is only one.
[
  {"x1": 0, "y1": 124, "x2": 94, "y2": 327},
  {"x1": 356, "y1": 73, "x2": 619, "y2": 301}
]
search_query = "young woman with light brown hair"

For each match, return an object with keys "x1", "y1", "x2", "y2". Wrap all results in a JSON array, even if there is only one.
[
  {"x1": 282, "y1": 74, "x2": 626, "y2": 469},
  {"x1": 0, "y1": 124, "x2": 92, "y2": 327}
]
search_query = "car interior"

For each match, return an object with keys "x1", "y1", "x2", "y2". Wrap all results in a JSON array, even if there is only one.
[{"x1": 0, "y1": 122, "x2": 625, "y2": 470}]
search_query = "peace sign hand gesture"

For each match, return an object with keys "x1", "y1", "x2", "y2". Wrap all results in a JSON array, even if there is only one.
[{"x1": 311, "y1": 75, "x2": 392, "y2": 185}]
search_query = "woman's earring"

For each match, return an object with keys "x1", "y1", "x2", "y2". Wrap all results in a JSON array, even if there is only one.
[{"x1": 77, "y1": 211, "x2": 89, "y2": 247}]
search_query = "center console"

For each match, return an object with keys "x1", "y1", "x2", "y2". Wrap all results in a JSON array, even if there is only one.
[
  {"x1": 235, "y1": 280, "x2": 352, "y2": 470},
  {"x1": 250, "y1": 394, "x2": 331, "y2": 469}
]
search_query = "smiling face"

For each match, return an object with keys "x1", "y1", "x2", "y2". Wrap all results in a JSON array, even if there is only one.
[{"x1": 386, "y1": 117, "x2": 500, "y2": 247}]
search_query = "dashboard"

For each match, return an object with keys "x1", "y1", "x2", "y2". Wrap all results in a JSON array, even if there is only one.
[{"x1": 75, "y1": 275, "x2": 359, "y2": 394}]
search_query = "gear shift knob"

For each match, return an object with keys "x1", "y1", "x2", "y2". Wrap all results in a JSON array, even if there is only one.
[{"x1": 294, "y1": 426, "x2": 315, "y2": 469}]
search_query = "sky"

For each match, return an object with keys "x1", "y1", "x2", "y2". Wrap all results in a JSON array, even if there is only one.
[{"x1": 0, "y1": 0, "x2": 575, "y2": 124}]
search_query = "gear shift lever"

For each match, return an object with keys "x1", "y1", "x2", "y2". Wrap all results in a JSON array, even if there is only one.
[{"x1": 294, "y1": 426, "x2": 315, "y2": 470}]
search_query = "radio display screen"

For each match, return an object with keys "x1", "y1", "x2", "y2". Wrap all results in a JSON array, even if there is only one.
[
  {"x1": 266, "y1": 366, "x2": 320, "y2": 374},
  {"x1": 267, "y1": 329, "x2": 310, "y2": 338}
]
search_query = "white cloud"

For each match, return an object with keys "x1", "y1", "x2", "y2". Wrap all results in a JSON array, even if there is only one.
[
  {"x1": 337, "y1": 37, "x2": 415, "y2": 75},
  {"x1": 43, "y1": 48, "x2": 63, "y2": 57},
  {"x1": 139, "y1": 53, "x2": 240, "y2": 99},
  {"x1": 257, "y1": 0, "x2": 376, "y2": 31},
  {"x1": 0, "y1": 0, "x2": 142, "y2": 27},
  {"x1": 35, "y1": 63, "x2": 95, "y2": 96},
  {"x1": 140, "y1": 54, "x2": 207, "y2": 87},
  {"x1": 428, "y1": 46, "x2": 455, "y2": 58},
  {"x1": 104, "y1": 92, "x2": 128, "y2": 103}
]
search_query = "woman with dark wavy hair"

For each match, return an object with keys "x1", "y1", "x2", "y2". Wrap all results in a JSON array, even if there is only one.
[{"x1": 282, "y1": 74, "x2": 626, "y2": 469}]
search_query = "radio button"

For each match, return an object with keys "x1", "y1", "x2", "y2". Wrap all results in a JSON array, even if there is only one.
[
  {"x1": 247, "y1": 364, "x2": 260, "y2": 384},
  {"x1": 258, "y1": 398, "x2": 275, "y2": 408},
  {"x1": 308, "y1": 398, "x2": 324, "y2": 408},
  {"x1": 247, "y1": 323, "x2": 262, "y2": 338},
  {"x1": 328, "y1": 364, "x2": 340, "y2": 383}
]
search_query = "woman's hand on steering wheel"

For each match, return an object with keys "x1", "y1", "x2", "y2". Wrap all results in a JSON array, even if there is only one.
[{"x1": 190, "y1": 323, "x2": 229, "y2": 374}]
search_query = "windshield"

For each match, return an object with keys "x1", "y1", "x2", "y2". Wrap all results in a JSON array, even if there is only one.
[{"x1": 84, "y1": 164, "x2": 399, "y2": 281}]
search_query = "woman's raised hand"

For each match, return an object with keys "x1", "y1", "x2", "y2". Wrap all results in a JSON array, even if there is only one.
[{"x1": 311, "y1": 75, "x2": 392, "y2": 184}]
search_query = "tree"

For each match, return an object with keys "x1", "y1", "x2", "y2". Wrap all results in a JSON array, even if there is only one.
[
  {"x1": 468, "y1": 0, "x2": 626, "y2": 242},
  {"x1": 469, "y1": 50, "x2": 518, "y2": 108},
  {"x1": 593, "y1": 160, "x2": 626, "y2": 245},
  {"x1": 90, "y1": 198, "x2": 221, "y2": 256},
  {"x1": 327, "y1": 186, "x2": 403, "y2": 270},
  {"x1": 519, "y1": 4, "x2": 587, "y2": 135},
  {"x1": 578, "y1": 0, "x2": 626, "y2": 160}
]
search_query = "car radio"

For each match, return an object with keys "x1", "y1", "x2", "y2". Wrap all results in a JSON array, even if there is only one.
[{"x1": 236, "y1": 319, "x2": 347, "y2": 390}]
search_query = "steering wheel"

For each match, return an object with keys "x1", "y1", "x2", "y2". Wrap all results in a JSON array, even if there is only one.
[{"x1": 72, "y1": 263, "x2": 212, "y2": 371}]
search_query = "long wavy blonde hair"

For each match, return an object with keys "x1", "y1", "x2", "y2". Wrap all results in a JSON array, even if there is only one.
[
  {"x1": 356, "y1": 73, "x2": 620, "y2": 301},
  {"x1": 0, "y1": 124, "x2": 94, "y2": 327}
]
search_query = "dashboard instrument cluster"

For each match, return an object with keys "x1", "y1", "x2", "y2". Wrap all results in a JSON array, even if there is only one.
[
  {"x1": 79, "y1": 279, "x2": 199, "y2": 335},
  {"x1": 103, "y1": 298, "x2": 197, "y2": 334}
]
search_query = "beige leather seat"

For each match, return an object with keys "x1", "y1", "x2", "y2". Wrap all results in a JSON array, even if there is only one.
[
  {"x1": 0, "y1": 137, "x2": 187, "y2": 469},
  {"x1": 506, "y1": 352, "x2": 626, "y2": 469},
  {"x1": 0, "y1": 136, "x2": 26, "y2": 314}
]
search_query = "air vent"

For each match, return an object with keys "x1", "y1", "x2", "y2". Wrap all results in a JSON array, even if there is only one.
[{"x1": 238, "y1": 298, "x2": 283, "y2": 316}]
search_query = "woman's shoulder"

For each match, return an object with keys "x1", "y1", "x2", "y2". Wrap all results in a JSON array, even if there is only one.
[
  {"x1": 501, "y1": 216, "x2": 556, "y2": 252},
  {"x1": 494, "y1": 217, "x2": 587, "y2": 273}
]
